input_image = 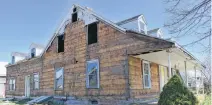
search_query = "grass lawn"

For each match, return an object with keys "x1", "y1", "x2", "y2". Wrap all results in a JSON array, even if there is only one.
[
  {"x1": 0, "y1": 98, "x2": 31, "y2": 105},
  {"x1": 0, "y1": 101, "x2": 22, "y2": 105}
]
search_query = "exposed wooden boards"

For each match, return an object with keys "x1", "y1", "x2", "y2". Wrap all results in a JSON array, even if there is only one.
[{"x1": 128, "y1": 56, "x2": 160, "y2": 98}]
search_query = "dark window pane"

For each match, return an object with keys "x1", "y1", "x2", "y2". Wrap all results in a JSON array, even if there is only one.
[
  {"x1": 72, "y1": 13, "x2": 78, "y2": 23},
  {"x1": 88, "y1": 23, "x2": 97, "y2": 45},
  {"x1": 73, "y1": 8, "x2": 77, "y2": 12},
  {"x1": 58, "y1": 35, "x2": 64, "y2": 53},
  {"x1": 31, "y1": 48, "x2": 36, "y2": 58}
]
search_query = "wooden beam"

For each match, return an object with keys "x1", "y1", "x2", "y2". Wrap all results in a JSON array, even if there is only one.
[
  {"x1": 184, "y1": 61, "x2": 188, "y2": 87},
  {"x1": 194, "y1": 66, "x2": 198, "y2": 95},
  {"x1": 167, "y1": 50, "x2": 172, "y2": 79}
]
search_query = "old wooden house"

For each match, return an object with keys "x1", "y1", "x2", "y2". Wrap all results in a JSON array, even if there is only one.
[{"x1": 5, "y1": 4, "x2": 205, "y2": 105}]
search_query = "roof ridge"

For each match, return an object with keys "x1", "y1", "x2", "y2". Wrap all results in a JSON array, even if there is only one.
[{"x1": 116, "y1": 14, "x2": 143, "y2": 25}]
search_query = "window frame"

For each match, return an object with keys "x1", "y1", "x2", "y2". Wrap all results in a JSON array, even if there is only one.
[
  {"x1": 33, "y1": 73, "x2": 39, "y2": 90},
  {"x1": 9, "y1": 78, "x2": 15, "y2": 91},
  {"x1": 54, "y1": 67, "x2": 64, "y2": 90},
  {"x1": 86, "y1": 59, "x2": 100, "y2": 89},
  {"x1": 87, "y1": 22, "x2": 98, "y2": 45},
  {"x1": 142, "y1": 60, "x2": 151, "y2": 89}
]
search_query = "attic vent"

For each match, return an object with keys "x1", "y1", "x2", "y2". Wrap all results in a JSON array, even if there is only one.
[{"x1": 72, "y1": 7, "x2": 78, "y2": 23}]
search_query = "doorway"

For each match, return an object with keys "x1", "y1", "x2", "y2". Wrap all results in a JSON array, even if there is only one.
[
  {"x1": 25, "y1": 75, "x2": 30, "y2": 97},
  {"x1": 159, "y1": 65, "x2": 168, "y2": 91}
]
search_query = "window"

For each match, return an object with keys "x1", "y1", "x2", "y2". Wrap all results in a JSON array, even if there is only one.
[
  {"x1": 72, "y1": 8, "x2": 77, "y2": 23},
  {"x1": 11, "y1": 56, "x2": 15, "y2": 64},
  {"x1": 9, "y1": 78, "x2": 15, "y2": 90},
  {"x1": 88, "y1": 23, "x2": 98, "y2": 45},
  {"x1": 54, "y1": 67, "x2": 64, "y2": 90},
  {"x1": 86, "y1": 59, "x2": 99, "y2": 88},
  {"x1": 188, "y1": 83, "x2": 191, "y2": 87},
  {"x1": 58, "y1": 35, "x2": 64, "y2": 53},
  {"x1": 31, "y1": 48, "x2": 36, "y2": 58},
  {"x1": 33, "y1": 73, "x2": 39, "y2": 89},
  {"x1": 142, "y1": 61, "x2": 151, "y2": 88}
]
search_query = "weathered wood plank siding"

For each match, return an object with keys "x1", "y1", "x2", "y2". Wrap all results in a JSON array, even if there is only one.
[
  {"x1": 6, "y1": 57, "x2": 43, "y2": 96},
  {"x1": 128, "y1": 56, "x2": 160, "y2": 99},
  {"x1": 6, "y1": 16, "x2": 173, "y2": 103},
  {"x1": 42, "y1": 20, "x2": 128, "y2": 99}
]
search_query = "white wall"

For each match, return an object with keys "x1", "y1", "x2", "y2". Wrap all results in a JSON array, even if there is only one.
[
  {"x1": 15, "y1": 56, "x2": 25, "y2": 63},
  {"x1": 35, "y1": 48, "x2": 43, "y2": 56}
]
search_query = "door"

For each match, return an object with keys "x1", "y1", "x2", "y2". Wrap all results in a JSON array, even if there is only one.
[
  {"x1": 25, "y1": 75, "x2": 30, "y2": 97},
  {"x1": 159, "y1": 65, "x2": 168, "y2": 91}
]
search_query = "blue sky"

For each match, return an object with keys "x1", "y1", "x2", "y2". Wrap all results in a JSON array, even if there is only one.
[{"x1": 0, "y1": 0, "x2": 208, "y2": 63}]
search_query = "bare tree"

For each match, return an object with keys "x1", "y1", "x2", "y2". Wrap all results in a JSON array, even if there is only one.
[
  {"x1": 164, "y1": 0, "x2": 211, "y2": 86},
  {"x1": 164, "y1": 0, "x2": 211, "y2": 46}
]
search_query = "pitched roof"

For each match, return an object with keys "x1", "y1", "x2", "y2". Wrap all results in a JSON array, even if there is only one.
[
  {"x1": 30, "y1": 43, "x2": 45, "y2": 49},
  {"x1": 6, "y1": 4, "x2": 204, "y2": 70},
  {"x1": 116, "y1": 14, "x2": 145, "y2": 25},
  {"x1": 148, "y1": 28, "x2": 160, "y2": 33},
  {"x1": 11, "y1": 52, "x2": 28, "y2": 57},
  {"x1": 126, "y1": 30, "x2": 171, "y2": 43},
  {"x1": 75, "y1": 4, "x2": 126, "y2": 32}
]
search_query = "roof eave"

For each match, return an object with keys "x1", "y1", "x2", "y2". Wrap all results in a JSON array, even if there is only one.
[{"x1": 173, "y1": 42, "x2": 206, "y2": 69}]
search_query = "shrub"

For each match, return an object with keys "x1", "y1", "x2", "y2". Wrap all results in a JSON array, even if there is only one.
[{"x1": 158, "y1": 75, "x2": 198, "y2": 105}]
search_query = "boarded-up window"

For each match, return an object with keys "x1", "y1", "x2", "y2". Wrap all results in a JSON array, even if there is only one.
[
  {"x1": 33, "y1": 73, "x2": 39, "y2": 89},
  {"x1": 142, "y1": 61, "x2": 151, "y2": 88},
  {"x1": 86, "y1": 59, "x2": 99, "y2": 88},
  {"x1": 9, "y1": 78, "x2": 15, "y2": 90},
  {"x1": 58, "y1": 35, "x2": 64, "y2": 53},
  {"x1": 88, "y1": 23, "x2": 98, "y2": 45},
  {"x1": 55, "y1": 67, "x2": 64, "y2": 90}
]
